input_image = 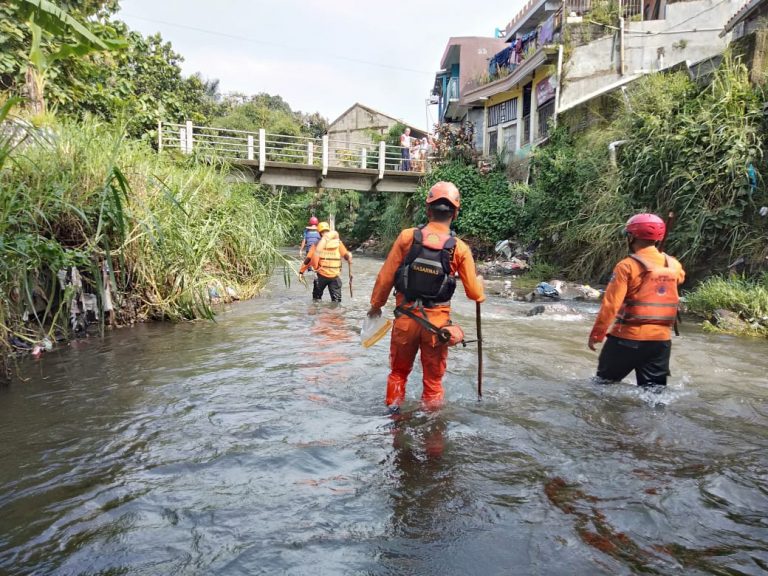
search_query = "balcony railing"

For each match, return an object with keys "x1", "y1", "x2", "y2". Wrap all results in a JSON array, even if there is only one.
[
  {"x1": 439, "y1": 77, "x2": 461, "y2": 122},
  {"x1": 445, "y1": 77, "x2": 459, "y2": 101},
  {"x1": 565, "y1": 0, "x2": 645, "y2": 20}
]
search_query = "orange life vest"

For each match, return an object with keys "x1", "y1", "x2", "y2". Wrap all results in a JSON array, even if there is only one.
[
  {"x1": 616, "y1": 254, "x2": 680, "y2": 326},
  {"x1": 315, "y1": 233, "x2": 342, "y2": 278}
]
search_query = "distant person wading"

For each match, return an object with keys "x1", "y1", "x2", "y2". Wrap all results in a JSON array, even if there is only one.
[
  {"x1": 299, "y1": 216, "x2": 321, "y2": 259},
  {"x1": 300, "y1": 222, "x2": 352, "y2": 302}
]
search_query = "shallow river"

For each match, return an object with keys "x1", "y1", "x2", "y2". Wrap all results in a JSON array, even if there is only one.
[{"x1": 1, "y1": 255, "x2": 767, "y2": 575}]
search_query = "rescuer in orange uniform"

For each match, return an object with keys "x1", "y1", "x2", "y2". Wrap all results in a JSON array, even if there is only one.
[
  {"x1": 367, "y1": 182, "x2": 485, "y2": 411},
  {"x1": 588, "y1": 213, "x2": 685, "y2": 387},
  {"x1": 299, "y1": 222, "x2": 352, "y2": 302}
]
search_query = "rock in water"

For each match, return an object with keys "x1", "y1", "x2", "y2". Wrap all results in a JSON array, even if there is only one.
[{"x1": 527, "y1": 303, "x2": 578, "y2": 317}]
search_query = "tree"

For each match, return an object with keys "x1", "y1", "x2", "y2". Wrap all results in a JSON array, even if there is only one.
[{"x1": 4, "y1": 0, "x2": 123, "y2": 115}]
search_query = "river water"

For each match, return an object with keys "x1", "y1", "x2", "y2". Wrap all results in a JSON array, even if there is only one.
[{"x1": 1, "y1": 255, "x2": 767, "y2": 575}]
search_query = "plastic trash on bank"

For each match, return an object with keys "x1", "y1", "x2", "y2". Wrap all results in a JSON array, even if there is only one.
[
  {"x1": 361, "y1": 314, "x2": 392, "y2": 348},
  {"x1": 535, "y1": 281, "x2": 561, "y2": 299}
]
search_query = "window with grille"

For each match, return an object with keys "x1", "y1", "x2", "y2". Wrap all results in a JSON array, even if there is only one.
[{"x1": 487, "y1": 98, "x2": 518, "y2": 128}]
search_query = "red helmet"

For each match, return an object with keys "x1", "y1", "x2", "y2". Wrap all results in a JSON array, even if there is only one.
[
  {"x1": 308, "y1": 216, "x2": 319, "y2": 226},
  {"x1": 625, "y1": 213, "x2": 666, "y2": 241},
  {"x1": 426, "y1": 181, "x2": 461, "y2": 209}
]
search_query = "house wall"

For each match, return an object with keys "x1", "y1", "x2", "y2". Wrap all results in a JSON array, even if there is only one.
[
  {"x1": 732, "y1": 28, "x2": 768, "y2": 84},
  {"x1": 467, "y1": 107, "x2": 486, "y2": 152},
  {"x1": 560, "y1": 0, "x2": 736, "y2": 111},
  {"x1": 741, "y1": 3, "x2": 768, "y2": 37},
  {"x1": 327, "y1": 107, "x2": 397, "y2": 149},
  {"x1": 480, "y1": 65, "x2": 553, "y2": 157}
]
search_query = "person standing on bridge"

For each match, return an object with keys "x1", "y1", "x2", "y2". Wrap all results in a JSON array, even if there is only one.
[
  {"x1": 588, "y1": 213, "x2": 685, "y2": 388},
  {"x1": 299, "y1": 216, "x2": 321, "y2": 259},
  {"x1": 367, "y1": 182, "x2": 485, "y2": 412},
  {"x1": 400, "y1": 127, "x2": 412, "y2": 171},
  {"x1": 300, "y1": 222, "x2": 352, "y2": 302}
]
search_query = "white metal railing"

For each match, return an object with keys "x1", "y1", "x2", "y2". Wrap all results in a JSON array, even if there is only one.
[{"x1": 158, "y1": 121, "x2": 432, "y2": 174}]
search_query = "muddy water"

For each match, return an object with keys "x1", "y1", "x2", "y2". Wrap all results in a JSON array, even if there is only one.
[{"x1": 1, "y1": 255, "x2": 767, "y2": 575}]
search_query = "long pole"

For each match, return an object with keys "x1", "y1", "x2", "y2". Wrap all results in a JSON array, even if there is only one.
[
  {"x1": 348, "y1": 261, "x2": 353, "y2": 299},
  {"x1": 476, "y1": 301, "x2": 483, "y2": 400}
]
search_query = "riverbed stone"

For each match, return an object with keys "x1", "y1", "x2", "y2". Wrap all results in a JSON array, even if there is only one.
[
  {"x1": 711, "y1": 309, "x2": 748, "y2": 331},
  {"x1": 527, "y1": 303, "x2": 579, "y2": 317}
]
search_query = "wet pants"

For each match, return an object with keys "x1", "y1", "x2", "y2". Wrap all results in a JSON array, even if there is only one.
[
  {"x1": 313, "y1": 274, "x2": 342, "y2": 302},
  {"x1": 386, "y1": 313, "x2": 449, "y2": 408},
  {"x1": 597, "y1": 335, "x2": 671, "y2": 386}
]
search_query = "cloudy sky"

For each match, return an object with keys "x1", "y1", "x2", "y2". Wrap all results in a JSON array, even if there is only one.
[{"x1": 118, "y1": 0, "x2": 521, "y2": 129}]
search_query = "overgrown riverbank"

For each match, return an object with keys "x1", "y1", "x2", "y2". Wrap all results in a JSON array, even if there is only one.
[
  {"x1": 345, "y1": 53, "x2": 768, "y2": 337},
  {"x1": 1, "y1": 113, "x2": 290, "y2": 375}
]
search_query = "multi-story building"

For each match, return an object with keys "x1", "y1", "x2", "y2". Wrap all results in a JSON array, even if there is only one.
[
  {"x1": 458, "y1": 0, "x2": 742, "y2": 161},
  {"x1": 432, "y1": 36, "x2": 507, "y2": 152}
]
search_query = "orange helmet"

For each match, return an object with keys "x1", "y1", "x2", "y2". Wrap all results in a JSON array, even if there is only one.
[
  {"x1": 317, "y1": 222, "x2": 330, "y2": 233},
  {"x1": 426, "y1": 181, "x2": 461, "y2": 210}
]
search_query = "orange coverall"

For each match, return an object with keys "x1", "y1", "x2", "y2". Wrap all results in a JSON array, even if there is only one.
[
  {"x1": 590, "y1": 245, "x2": 686, "y2": 344},
  {"x1": 370, "y1": 221, "x2": 485, "y2": 407}
]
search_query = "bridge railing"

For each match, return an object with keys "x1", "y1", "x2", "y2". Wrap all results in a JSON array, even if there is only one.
[{"x1": 159, "y1": 121, "x2": 431, "y2": 174}]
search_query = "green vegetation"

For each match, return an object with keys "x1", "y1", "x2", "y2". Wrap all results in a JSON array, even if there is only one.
[
  {"x1": 0, "y1": 0, "x2": 323, "y2": 375},
  {"x1": 0, "y1": 115, "x2": 289, "y2": 369},
  {"x1": 508, "y1": 54, "x2": 767, "y2": 282},
  {"x1": 421, "y1": 161, "x2": 517, "y2": 243},
  {"x1": 685, "y1": 275, "x2": 768, "y2": 336}
]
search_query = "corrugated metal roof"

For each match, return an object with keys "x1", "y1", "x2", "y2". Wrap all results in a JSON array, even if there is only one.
[{"x1": 722, "y1": 0, "x2": 765, "y2": 35}]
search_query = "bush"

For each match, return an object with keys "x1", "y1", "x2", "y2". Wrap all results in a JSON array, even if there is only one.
[
  {"x1": 420, "y1": 161, "x2": 519, "y2": 244},
  {"x1": 517, "y1": 53, "x2": 767, "y2": 282},
  {"x1": 686, "y1": 275, "x2": 768, "y2": 319},
  {"x1": 0, "y1": 116, "x2": 290, "y2": 367}
]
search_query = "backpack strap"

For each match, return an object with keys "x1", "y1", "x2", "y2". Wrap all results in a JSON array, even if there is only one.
[
  {"x1": 441, "y1": 235, "x2": 457, "y2": 274},
  {"x1": 628, "y1": 253, "x2": 650, "y2": 270},
  {"x1": 403, "y1": 226, "x2": 425, "y2": 265}
]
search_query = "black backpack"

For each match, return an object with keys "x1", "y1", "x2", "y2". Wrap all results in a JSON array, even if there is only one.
[{"x1": 394, "y1": 226, "x2": 457, "y2": 306}]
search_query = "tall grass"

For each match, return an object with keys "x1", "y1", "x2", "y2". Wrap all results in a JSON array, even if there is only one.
[
  {"x1": 685, "y1": 275, "x2": 768, "y2": 336},
  {"x1": 523, "y1": 53, "x2": 767, "y2": 282},
  {"x1": 0, "y1": 115, "x2": 290, "y2": 369}
]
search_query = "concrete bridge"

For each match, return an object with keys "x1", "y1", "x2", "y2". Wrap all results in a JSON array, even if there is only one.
[{"x1": 159, "y1": 121, "x2": 428, "y2": 193}]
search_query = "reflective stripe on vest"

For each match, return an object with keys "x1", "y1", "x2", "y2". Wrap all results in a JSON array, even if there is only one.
[
  {"x1": 616, "y1": 253, "x2": 680, "y2": 326},
  {"x1": 316, "y1": 238, "x2": 342, "y2": 278}
]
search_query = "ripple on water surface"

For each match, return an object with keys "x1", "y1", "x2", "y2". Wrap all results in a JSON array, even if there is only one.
[{"x1": 1, "y1": 257, "x2": 767, "y2": 575}]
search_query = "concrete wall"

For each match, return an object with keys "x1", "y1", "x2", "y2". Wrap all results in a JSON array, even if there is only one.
[
  {"x1": 732, "y1": 28, "x2": 768, "y2": 84},
  {"x1": 560, "y1": 0, "x2": 740, "y2": 111},
  {"x1": 467, "y1": 107, "x2": 486, "y2": 152},
  {"x1": 741, "y1": 4, "x2": 768, "y2": 37}
]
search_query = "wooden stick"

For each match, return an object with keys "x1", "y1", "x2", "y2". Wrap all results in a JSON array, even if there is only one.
[{"x1": 476, "y1": 301, "x2": 483, "y2": 400}]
